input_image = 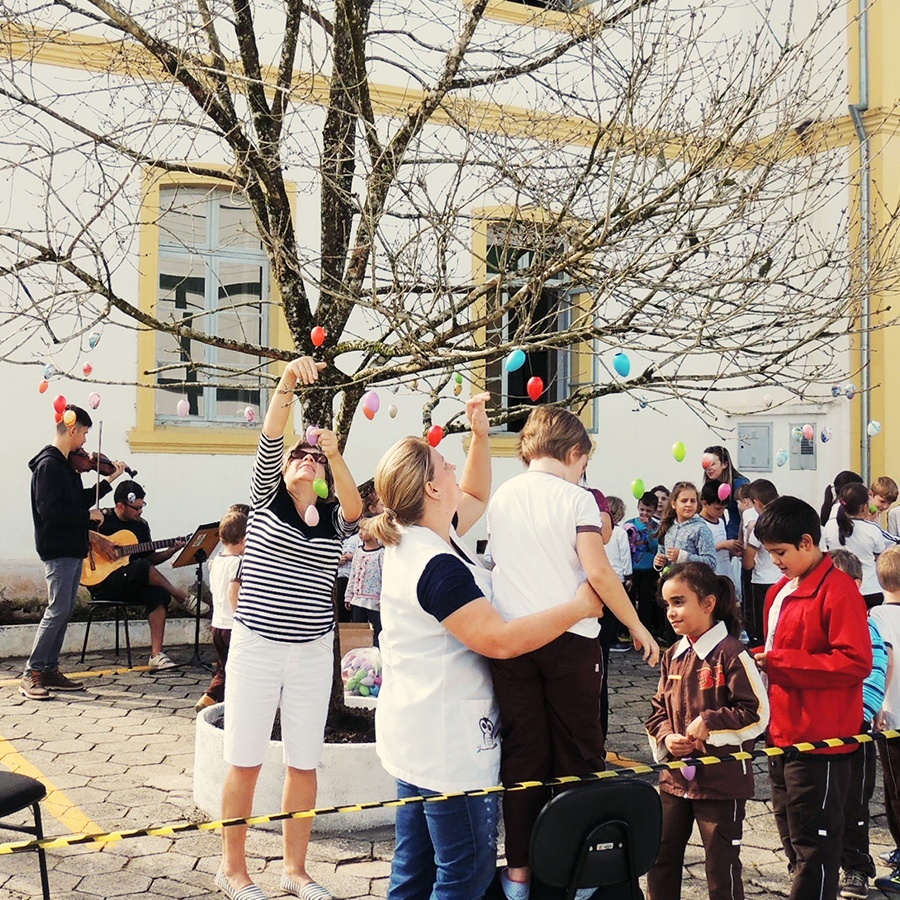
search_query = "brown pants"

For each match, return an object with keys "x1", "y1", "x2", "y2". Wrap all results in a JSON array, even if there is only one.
[
  {"x1": 647, "y1": 791, "x2": 746, "y2": 900},
  {"x1": 205, "y1": 626, "x2": 231, "y2": 703},
  {"x1": 769, "y1": 754, "x2": 851, "y2": 900},
  {"x1": 490, "y1": 632, "x2": 605, "y2": 868},
  {"x1": 879, "y1": 735, "x2": 900, "y2": 849}
]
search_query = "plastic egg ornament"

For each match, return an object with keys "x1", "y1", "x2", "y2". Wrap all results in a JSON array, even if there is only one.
[
  {"x1": 176, "y1": 398, "x2": 190, "y2": 417},
  {"x1": 310, "y1": 325, "x2": 326, "y2": 347},
  {"x1": 88, "y1": 392, "x2": 101, "y2": 409},
  {"x1": 613, "y1": 352, "x2": 631, "y2": 377},
  {"x1": 88, "y1": 332, "x2": 100, "y2": 349},
  {"x1": 831, "y1": 385, "x2": 842, "y2": 397},
  {"x1": 243, "y1": 406, "x2": 255, "y2": 424},
  {"x1": 820, "y1": 426, "x2": 833, "y2": 443},
  {"x1": 504, "y1": 349, "x2": 526, "y2": 373},
  {"x1": 82, "y1": 362, "x2": 93, "y2": 377},
  {"x1": 305, "y1": 425, "x2": 319, "y2": 445},
  {"x1": 775, "y1": 449, "x2": 789, "y2": 467},
  {"x1": 43, "y1": 363, "x2": 57, "y2": 380},
  {"x1": 791, "y1": 426, "x2": 803, "y2": 442},
  {"x1": 38, "y1": 379, "x2": 48, "y2": 394},
  {"x1": 454, "y1": 373, "x2": 463, "y2": 385},
  {"x1": 717, "y1": 483, "x2": 731, "y2": 502},
  {"x1": 313, "y1": 478, "x2": 329, "y2": 499},
  {"x1": 867, "y1": 420, "x2": 882, "y2": 438},
  {"x1": 388, "y1": 404, "x2": 398, "y2": 419},
  {"x1": 802, "y1": 424, "x2": 815, "y2": 441},
  {"x1": 363, "y1": 406, "x2": 375, "y2": 420},
  {"x1": 62, "y1": 409, "x2": 76, "y2": 427},
  {"x1": 845, "y1": 383, "x2": 857, "y2": 400},
  {"x1": 304, "y1": 504, "x2": 319, "y2": 527},
  {"x1": 631, "y1": 478, "x2": 646, "y2": 500},
  {"x1": 526, "y1": 376, "x2": 544, "y2": 402},
  {"x1": 427, "y1": 425, "x2": 444, "y2": 447},
  {"x1": 363, "y1": 390, "x2": 380, "y2": 413},
  {"x1": 671, "y1": 441, "x2": 686, "y2": 463},
  {"x1": 52, "y1": 395, "x2": 67, "y2": 414},
  {"x1": 700, "y1": 452, "x2": 716, "y2": 470}
]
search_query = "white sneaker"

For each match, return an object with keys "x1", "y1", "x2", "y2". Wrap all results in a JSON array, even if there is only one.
[
  {"x1": 148, "y1": 652, "x2": 178, "y2": 671},
  {"x1": 178, "y1": 590, "x2": 210, "y2": 617}
]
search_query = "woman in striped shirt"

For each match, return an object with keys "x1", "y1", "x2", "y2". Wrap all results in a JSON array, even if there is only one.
[{"x1": 217, "y1": 356, "x2": 362, "y2": 900}]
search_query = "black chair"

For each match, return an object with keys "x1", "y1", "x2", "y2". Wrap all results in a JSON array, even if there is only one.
[
  {"x1": 0, "y1": 771, "x2": 51, "y2": 900},
  {"x1": 79, "y1": 597, "x2": 137, "y2": 668},
  {"x1": 529, "y1": 778, "x2": 662, "y2": 900}
]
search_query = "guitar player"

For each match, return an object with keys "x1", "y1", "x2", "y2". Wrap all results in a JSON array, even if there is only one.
[{"x1": 91, "y1": 480, "x2": 204, "y2": 671}]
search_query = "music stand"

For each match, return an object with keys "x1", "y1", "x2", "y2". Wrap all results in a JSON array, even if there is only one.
[{"x1": 172, "y1": 523, "x2": 220, "y2": 669}]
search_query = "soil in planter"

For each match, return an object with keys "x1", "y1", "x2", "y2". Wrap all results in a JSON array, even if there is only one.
[{"x1": 213, "y1": 706, "x2": 376, "y2": 744}]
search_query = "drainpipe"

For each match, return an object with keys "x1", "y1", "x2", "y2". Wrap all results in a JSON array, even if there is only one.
[{"x1": 848, "y1": 0, "x2": 871, "y2": 483}]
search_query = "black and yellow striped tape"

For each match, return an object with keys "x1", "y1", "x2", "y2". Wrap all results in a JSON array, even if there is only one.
[{"x1": 1, "y1": 729, "x2": 896, "y2": 855}]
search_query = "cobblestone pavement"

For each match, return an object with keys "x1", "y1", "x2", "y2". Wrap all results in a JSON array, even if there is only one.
[{"x1": 0, "y1": 645, "x2": 894, "y2": 899}]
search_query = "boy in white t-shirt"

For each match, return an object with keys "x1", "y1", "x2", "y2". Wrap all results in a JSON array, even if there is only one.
[
  {"x1": 872, "y1": 547, "x2": 900, "y2": 895},
  {"x1": 698, "y1": 480, "x2": 735, "y2": 580},
  {"x1": 487, "y1": 407, "x2": 659, "y2": 900},
  {"x1": 194, "y1": 507, "x2": 247, "y2": 713},
  {"x1": 742, "y1": 479, "x2": 779, "y2": 646}
]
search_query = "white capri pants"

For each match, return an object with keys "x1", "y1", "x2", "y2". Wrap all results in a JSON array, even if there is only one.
[{"x1": 224, "y1": 620, "x2": 334, "y2": 769}]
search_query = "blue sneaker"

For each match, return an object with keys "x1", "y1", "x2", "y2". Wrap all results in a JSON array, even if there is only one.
[
  {"x1": 875, "y1": 867, "x2": 900, "y2": 895},
  {"x1": 881, "y1": 850, "x2": 900, "y2": 868}
]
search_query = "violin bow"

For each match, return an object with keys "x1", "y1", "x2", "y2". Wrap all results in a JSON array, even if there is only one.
[{"x1": 95, "y1": 420, "x2": 103, "y2": 509}]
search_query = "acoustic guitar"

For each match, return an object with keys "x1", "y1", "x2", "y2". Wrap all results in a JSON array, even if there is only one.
[{"x1": 81, "y1": 530, "x2": 189, "y2": 587}]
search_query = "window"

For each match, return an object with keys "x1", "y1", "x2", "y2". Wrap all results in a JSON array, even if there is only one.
[
  {"x1": 472, "y1": 210, "x2": 595, "y2": 449},
  {"x1": 155, "y1": 186, "x2": 268, "y2": 424},
  {"x1": 130, "y1": 172, "x2": 295, "y2": 455}
]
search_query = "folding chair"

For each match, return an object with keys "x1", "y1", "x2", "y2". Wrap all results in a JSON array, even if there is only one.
[
  {"x1": 0, "y1": 770, "x2": 51, "y2": 900},
  {"x1": 529, "y1": 778, "x2": 662, "y2": 900}
]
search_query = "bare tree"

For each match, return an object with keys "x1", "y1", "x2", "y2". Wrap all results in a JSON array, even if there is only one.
[{"x1": 0, "y1": 0, "x2": 895, "y2": 439}]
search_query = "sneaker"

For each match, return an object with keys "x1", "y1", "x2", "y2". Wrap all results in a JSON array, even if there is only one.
[
  {"x1": 840, "y1": 869, "x2": 868, "y2": 899},
  {"x1": 40, "y1": 668, "x2": 84, "y2": 691},
  {"x1": 148, "y1": 652, "x2": 178, "y2": 671},
  {"x1": 609, "y1": 643, "x2": 631, "y2": 653},
  {"x1": 875, "y1": 868, "x2": 900, "y2": 895},
  {"x1": 194, "y1": 693, "x2": 218, "y2": 713},
  {"x1": 178, "y1": 590, "x2": 211, "y2": 617},
  {"x1": 19, "y1": 671, "x2": 50, "y2": 700},
  {"x1": 882, "y1": 850, "x2": 900, "y2": 868}
]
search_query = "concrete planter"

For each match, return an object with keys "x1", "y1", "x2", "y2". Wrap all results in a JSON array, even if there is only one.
[{"x1": 193, "y1": 703, "x2": 396, "y2": 833}]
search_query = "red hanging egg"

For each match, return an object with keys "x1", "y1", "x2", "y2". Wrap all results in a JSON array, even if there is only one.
[
  {"x1": 311, "y1": 326, "x2": 326, "y2": 348},
  {"x1": 526, "y1": 376, "x2": 544, "y2": 402},
  {"x1": 82, "y1": 362, "x2": 93, "y2": 377},
  {"x1": 427, "y1": 425, "x2": 444, "y2": 447},
  {"x1": 52, "y1": 395, "x2": 67, "y2": 414},
  {"x1": 38, "y1": 380, "x2": 49, "y2": 394},
  {"x1": 363, "y1": 406, "x2": 375, "y2": 420}
]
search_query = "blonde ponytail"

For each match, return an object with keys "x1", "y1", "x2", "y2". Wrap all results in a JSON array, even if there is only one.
[{"x1": 371, "y1": 437, "x2": 435, "y2": 546}]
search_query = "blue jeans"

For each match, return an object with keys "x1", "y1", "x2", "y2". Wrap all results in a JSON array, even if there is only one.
[
  {"x1": 26, "y1": 557, "x2": 82, "y2": 673},
  {"x1": 388, "y1": 779, "x2": 499, "y2": 900}
]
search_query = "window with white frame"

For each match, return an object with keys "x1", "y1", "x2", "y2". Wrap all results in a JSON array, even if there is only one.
[
  {"x1": 482, "y1": 223, "x2": 580, "y2": 432},
  {"x1": 155, "y1": 186, "x2": 268, "y2": 424}
]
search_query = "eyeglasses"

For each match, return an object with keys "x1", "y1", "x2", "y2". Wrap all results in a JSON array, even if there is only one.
[
  {"x1": 289, "y1": 448, "x2": 328, "y2": 466},
  {"x1": 126, "y1": 502, "x2": 146, "y2": 512}
]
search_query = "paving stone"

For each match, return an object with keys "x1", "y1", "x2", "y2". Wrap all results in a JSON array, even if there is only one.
[
  {"x1": 338, "y1": 859, "x2": 392, "y2": 879},
  {"x1": 78, "y1": 870, "x2": 153, "y2": 896}
]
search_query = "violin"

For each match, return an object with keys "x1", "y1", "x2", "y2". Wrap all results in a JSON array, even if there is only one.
[{"x1": 69, "y1": 448, "x2": 137, "y2": 479}]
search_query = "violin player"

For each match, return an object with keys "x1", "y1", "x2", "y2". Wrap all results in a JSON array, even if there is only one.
[
  {"x1": 91, "y1": 479, "x2": 205, "y2": 671},
  {"x1": 23, "y1": 404, "x2": 126, "y2": 700}
]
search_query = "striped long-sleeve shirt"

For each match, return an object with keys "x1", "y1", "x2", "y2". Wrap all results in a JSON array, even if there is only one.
[{"x1": 234, "y1": 433, "x2": 358, "y2": 643}]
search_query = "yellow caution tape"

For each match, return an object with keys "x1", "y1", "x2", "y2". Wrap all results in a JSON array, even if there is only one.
[{"x1": 1, "y1": 729, "x2": 895, "y2": 854}]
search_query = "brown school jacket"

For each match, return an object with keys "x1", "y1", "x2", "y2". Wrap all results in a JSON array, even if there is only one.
[{"x1": 646, "y1": 620, "x2": 770, "y2": 800}]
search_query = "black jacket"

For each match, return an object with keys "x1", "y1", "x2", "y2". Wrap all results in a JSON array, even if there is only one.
[{"x1": 29, "y1": 445, "x2": 111, "y2": 561}]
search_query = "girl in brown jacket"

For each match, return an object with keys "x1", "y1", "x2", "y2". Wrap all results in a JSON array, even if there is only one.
[{"x1": 646, "y1": 562, "x2": 770, "y2": 900}]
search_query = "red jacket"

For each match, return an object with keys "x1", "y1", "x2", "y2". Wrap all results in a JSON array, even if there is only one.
[{"x1": 763, "y1": 555, "x2": 871, "y2": 755}]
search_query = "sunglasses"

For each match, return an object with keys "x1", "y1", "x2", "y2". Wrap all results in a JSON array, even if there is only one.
[{"x1": 289, "y1": 448, "x2": 328, "y2": 466}]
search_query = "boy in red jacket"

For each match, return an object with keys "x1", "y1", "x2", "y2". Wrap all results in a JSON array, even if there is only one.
[{"x1": 753, "y1": 496, "x2": 871, "y2": 900}]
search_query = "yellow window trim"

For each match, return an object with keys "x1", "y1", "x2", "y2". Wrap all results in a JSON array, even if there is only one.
[
  {"x1": 467, "y1": 0, "x2": 596, "y2": 33},
  {"x1": 471, "y1": 204, "x2": 596, "y2": 436},
  {"x1": 128, "y1": 166, "x2": 296, "y2": 455}
]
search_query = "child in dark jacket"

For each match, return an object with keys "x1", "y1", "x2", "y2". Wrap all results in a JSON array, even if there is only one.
[
  {"x1": 753, "y1": 497, "x2": 871, "y2": 900},
  {"x1": 646, "y1": 562, "x2": 769, "y2": 900}
]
